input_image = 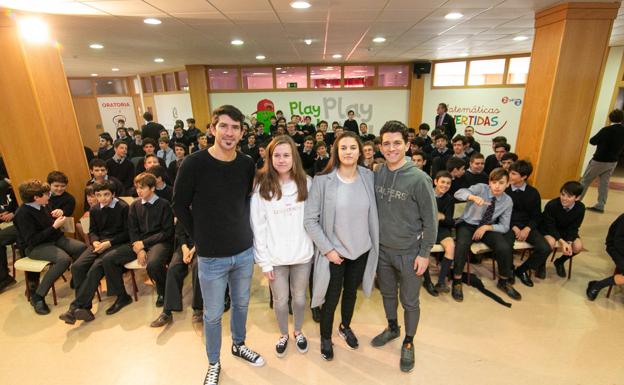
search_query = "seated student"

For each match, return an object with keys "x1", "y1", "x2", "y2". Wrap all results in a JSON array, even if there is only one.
[
  {"x1": 85, "y1": 159, "x2": 124, "y2": 207},
  {"x1": 411, "y1": 150, "x2": 426, "y2": 171},
  {"x1": 0, "y1": 185, "x2": 18, "y2": 292},
  {"x1": 13, "y1": 180, "x2": 87, "y2": 314},
  {"x1": 360, "y1": 122, "x2": 375, "y2": 142},
  {"x1": 159, "y1": 128, "x2": 170, "y2": 142},
  {"x1": 58, "y1": 181, "x2": 132, "y2": 324},
  {"x1": 362, "y1": 141, "x2": 375, "y2": 170},
  {"x1": 47, "y1": 171, "x2": 76, "y2": 217},
  {"x1": 446, "y1": 157, "x2": 466, "y2": 196},
  {"x1": 147, "y1": 165, "x2": 173, "y2": 203},
  {"x1": 313, "y1": 141, "x2": 330, "y2": 175},
  {"x1": 157, "y1": 138, "x2": 176, "y2": 167},
  {"x1": 131, "y1": 131, "x2": 145, "y2": 158},
  {"x1": 97, "y1": 133, "x2": 115, "y2": 161},
  {"x1": 192, "y1": 133, "x2": 209, "y2": 153},
  {"x1": 428, "y1": 171, "x2": 455, "y2": 295},
  {"x1": 257, "y1": 142, "x2": 267, "y2": 170},
  {"x1": 461, "y1": 153, "x2": 489, "y2": 187},
  {"x1": 586, "y1": 212, "x2": 624, "y2": 300},
  {"x1": 135, "y1": 141, "x2": 167, "y2": 175},
  {"x1": 373, "y1": 137, "x2": 385, "y2": 160},
  {"x1": 255, "y1": 123, "x2": 270, "y2": 145},
  {"x1": 411, "y1": 137, "x2": 431, "y2": 175},
  {"x1": 500, "y1": 152, "x2": 518, "y2": 170},
  {"x1": 300, "y1": 136, "x2": 316, "y2": 176},
  {"x1": 167, "y1": 143, "x2": 186, "y2": 183},
  {"x1": 301, "y1": 115, "x2": 316, "y2": 135},
  {"x1": 127, "y1": 173, "x2": 174, "y2": 307},
  {"x1": 452, "y1": 168, "x2": 521, "y2": 302},
  {"x1": 169, "y1": 124, "x2": 190, "y2": 149},
  {"x1": 185, "y1": 118, "x2": 201, "y2": 149},
  {"x1": 242, "y1": 133, "x2": 260, "y2": 162},
  {"x1": 205, "y1": 123, "x2": 215, "y2": 145},
  {"x1": 418, "y1": 123, "x2": 433, "y2": 153},
  {"x1": 75, "y1": 186, "x2": 98, "y2": 244},
  {"x1": 430, "y1": 133, "x2": 452, "y2": 177},
  {"x1": 541, "y1": 181, "x2": 585, "y2": 278},
  {"x1": 315, "y1": 130, "x2": 325, "y2": 144},
  {"x1": 287, "y1": 122, "x2": 305, "y2": 147},
  {"x1": 464, "y1": 136, "x2": 477, "y2": 156},
  {"x1": 464, "y1": 126, "x2": 481, "y2": 153},
  {"x1": 484, "y1": 139, "x2": 509, "y2": 175},
  {"x1": 451, "y1": 135, "x2": 469, "y2": 166},
  {"x1": 268, "y1": 116, "x2": 279, "y2": 135},
  {"x1": 504, "y1": 160, "x2": 552, "y2": 285},
  {"x1": 106, "y1": 139, "x2": 135, "y2": 195}
]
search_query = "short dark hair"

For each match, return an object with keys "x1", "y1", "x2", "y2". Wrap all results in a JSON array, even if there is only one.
[
  {"x1": 446, "y1": 157, "x2": 466, "y2": 172},
  {"x1": 347, "y1": 109, "x2": 355, "y2": 114},
  {"x1": 501, "y1": 152, "x2": 518, "y2": 162},
  {"x1": 173, "y1": 142, "x2": 187, "y2": 152},
  {"x1": 186, "y1": 118, "x2": 196, "y2": 123},
  {"x1": 99, "y1": 133, "x2": 113, "y2": 144},
  {"x1": 412, "y1": 149, "x2": 425, "y2": 159},
  {"x1": 492, "y1": 136, "x2": 508, "y2": 144},
  {"x1": 144, "y1": 154, "x2": 159, "y2": 162},
  {"x1": 46, "y1": 171, "x2": 68, "y2": 185},
  {"x1": 438, "y1": 103, "x2": 448, "y2": 111},
  {"x1": 146, "y1": 165, "x2": 167, "y2": 179},
  {"x1": 434, "y1": 133, "x2": 448, "y2": 142},
  {"x1": 134, "y1": 172, "x2": 156, "y2": 188},
  {"x1": 84, "y1": 185, "x2": 95, "y2": 197},
  {"x1": 489, "y1": 167, "x2": 509, "y2": 182},
  {"x1": 92, "y1": 180, "x2": 115, "y2": 194},
  {"x1": 113, "y1": 140, "x2": 128, "y2": 149},
  {"x1": 412, "y1": 136, "x2": 425, "y2": 147},
  {"x1": 89, "y1": 158, "x2": 108, "y2": 170},
  {"x1": 561, "y1": 181, "x2": 583, "y2": 197},
  {"x1": 315, "y1": 141, "x2": 327, "y2": 150},
  {"x1": 465, "y1": 136, "x2": 475, "y2": 146},
  {"x1": 418, "y1": 123, "x2": 430, "y2": 131},
  {"x1": 452, "y1": 135, "x2": 466, "y2": 145},
  {"x1": 256, "y1": 122, "x2": 265, "y2": 128},
  {"x1": 435, "y1": 170, "x2": 452, "y2": 181},
  {"x1": 509, "y1": 159, "x2": 533, "y2": 178},
  {"x1": 142, "y1": 138, "x2": 157, "y2": 148},
  {"x1": 304, "y1": 136, "x2": 314, "y2": 143},
  {"x1": 158, "y1": 137, "x2": 169, "y2": 144},
  {"x1": 470, "y1": 152, "x2": 485, "y2": 162},
  {"x1": 494, "y1": 142, "x2": 511, "y2": 151},
  {"x1": 143, "y1": 111, "x2": 153, "y2": 121},
  {"x1": 211, "y1": 105, "x2": 245, "y2": 128},
  {"x1": 609, "y1": 109, "x2": 624, "y2": 123},
  {"x1": 407, "y1": 127, "x2": 416, "y2": 134},
  {"x1": 379, "y1": 120, "x2": 408, "y2": 143},
  {"x1": 19, "y1": 179, "x2": 50, "y2": 203},
  {"x1": 159, "y1": 128, "x2": 168, "y2": 135}
]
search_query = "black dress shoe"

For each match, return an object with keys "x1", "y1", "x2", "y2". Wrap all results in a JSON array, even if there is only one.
[
  {"x1": 320, "y1": 338, "x2": 334, "y2": 361},
  {"x1": 554, "y1": 259, "x2": 566, "y2": 278},
  {"x1": 452, "y1": 283, "x2": 463, "y2": 302},
  {"x1": 534, "y1": 264, "x2": 546, "y2": 280},
  {"x1": 586, "y1": 281, "x2": 601, "y2": 301},
  {"x1": 106, "y1": 294, "x2": 132, "y2": 315},
  {"x1": 514, "y1": 269, "x2": 534, "y2": 287},
  {"x1": 311, "y1": 307, "x2": 321, "y2": 323},
  {"x1": 424, "y1": 280, "x2": 439, "y2": 297},
  {"x1": 31, "y1": 298, "x2": 51, "y2": 315},
  {"x1": 74, "y1": 308, "x2": 95, "y2": 322},
  {"x1": 155, "y1": 295, "x2": 164, "y2": 307},
  {"x1": 497, "y1": 280, "x2": 522, "y2": 301},
  {"x1": 150, "y1": 312, "x2": 172, "y2": 327},
  {"x1": 0, "y1": 276, "x2": 17, "y2": 292},
  {"x1": 59, "y1": 309, "x2": 76, "y2": 325}
]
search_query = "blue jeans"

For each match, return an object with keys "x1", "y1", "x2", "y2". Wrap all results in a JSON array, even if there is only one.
[{"x1": 198, "y1": 247, "x2": 254, "y2": 364}]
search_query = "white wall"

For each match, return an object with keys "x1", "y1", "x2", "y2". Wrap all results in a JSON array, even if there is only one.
[
  {"x1": 422, "y1": 74, "x2": 525, "y2": 156},
  {"x1": 96, "y1": 96, "x2": 139, "y2": 138},
  {"x1": 153, "y1": 92, "x2": 193, "y2": 133},
  {"x1": 581, "y1": 46, "x2": 624, "y2": 170},
  {"x1": 209, "y1": 89, "x2": 410, "y2": 135}
]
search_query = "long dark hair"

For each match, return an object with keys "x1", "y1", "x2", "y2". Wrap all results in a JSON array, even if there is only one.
[
  {"x1": 255, "y1": 135, "x2": 308, "y2": 202},
  {"x1": 320, "y1": 131, "x2": 364, "y2": 175}
]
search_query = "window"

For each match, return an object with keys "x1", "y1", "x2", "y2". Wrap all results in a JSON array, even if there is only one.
[
  {"x1": 343, "y1": 65, "x2": 375, "y2": 88},
  {"x1": 164, "y1": 73, "x2": 176, "y2": 91},
  {"x1": 176, "y1": 71, "x2": 189, "y2": 91},
  {"x1": 378, "y1": 65, "x2": 409, "y2": 87},
  {"x1": 468, "y1": 58, "x2": 505, "y2": 85},
  {"x1": 507, "y1": 57, "x2": 530, "y2": 84},
  {"x1": 69, "y1": 79, "x2": 93, "y2": 96},
  {"x1": 95, "y1": 78, "x2": 127, "y2": 95},
  {"x1": 241, "y1": 67, "x2": 273, "y2": 89},
  {"x1": 133, "y1": 78, "x2": 141, "y2": 95},
  {"x1": 141, "y1": 76, "x2": 153, "y2": 93},
  {"x1": 276, "y1": 66, "x2": 307, "y2": 88},
  {"x1": 208, "y1": 68, "x2": 239, "y2": 90},
  {"x1": 153, "y1": 75, "x2": 164, "y2": 92},
  {"x1": 310, "y1": 66, "x2": 341, "y2": 88},
  {"x1": 433, "y1": 61, "x2": 466, "y2": 86}
]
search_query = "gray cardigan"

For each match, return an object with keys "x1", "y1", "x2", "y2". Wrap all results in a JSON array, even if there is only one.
[{"x1": 304, "y1": 166, "x2": 380, "y2": 308}]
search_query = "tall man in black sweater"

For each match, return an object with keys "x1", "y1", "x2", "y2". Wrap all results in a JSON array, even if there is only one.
[
  {"x1": 58, "y1": 181, "x2": 132, "y2": 324},
  {"x1": 13, "y1": 180, "x2": 87, "y2": 315},
  {"x1": 106, "y1": 140, "x2": 135, "y2": 195},
  {"x1": 173, "y1": 105, "x2": 265, "y2": 385},
  {"x1": 504, "y1": 160, "x2": 552, "y2": 285},
  {"x1": 580, "y1": 109, "x2": 624, "y2": 213}
]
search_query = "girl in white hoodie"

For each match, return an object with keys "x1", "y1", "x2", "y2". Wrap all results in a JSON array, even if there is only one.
[{"x1": 251, "y1": 135, "x2": 313, "y2": 358}]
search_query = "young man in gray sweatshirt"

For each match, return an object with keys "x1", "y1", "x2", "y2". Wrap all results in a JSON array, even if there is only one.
[{"x1": 371, "y1": 120, "x2": 437, "y2": 373}]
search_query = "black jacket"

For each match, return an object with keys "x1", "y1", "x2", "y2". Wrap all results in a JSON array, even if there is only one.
[
  {"x1": 434, "y1": 113, "x2": 456, "y2": 139},
  {"x1": 590, "y1": 123, "x2": 624, "y2": 162}
]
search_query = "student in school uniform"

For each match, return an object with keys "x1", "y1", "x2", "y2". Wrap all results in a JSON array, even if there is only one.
[
  {"x1": 242, "y1": 133, "x2": 260, "y2": 162},
  {"x1": 85, "y1": 159, "x2": 125, "y2": 208},
  {"x1": 169, "y1": 124, "x2": 190, "y2": 150},
  {"x1": 359, "y1": 123, "x2": 375, "y2": 142},
  {"x1": 58, "y1": 181, "x2": 132, "y2": 324},
  {"x1": 141, "y1": 111, "x2": 165, "y2": 142},
  {"x1": 97, "y1": 133, "x2": 115, "y2": 161},
  {"x1": 147, "y1": 165, "x2": 173, "y2": 203},
  {"x1": 450, "y1": 135, "x2": 469, "y2": 166},
  {"x1": 299, "y1": 136, "x2": 316, "y2": 176},
  {"x1": 362, "y1": 141, "x2": 376, "y2": 170},
  {"x1": 287, "y1": 122, "x2": 305, "y2": 147},
  {"x1": 541, "y1": 181, "x2": 585, "y2": 278},
  {"x1": 13, "y1": 180, "x2": 87, "y2": 314},
  {"x1": 500, "y1": 152, "x2": 518, "y2": 170},
  {"x1": 301, "y1": 116, "x2": 316, "y2": 136},
  {"x1": 116, "y1": 126, "x2": 134, "y2": 156},
  {"x1": 451, "y1": 168, "x2": 521, "y2": 302},
  {"x1": 505, "y1": 160, "x2": 552, "y2": 285},
  {"x1": 131, "y1": 131, "x2": 145, "y2": 158},
  {"x1": 127, "y1": 173, "x2": 174, "y2": 307},
  {"x1": 135, "y1": 141, "x2": 167, "y2": 175},
  {"x1": 586, "y1": 212, "x2": 624, "y2": 299},
  {"x1": 47, "y1": 171, "x2": 76, "y2": 217},
  {"x1": 167, "y1": 143, "x2": 187, "y2": 183},
  {"x1": 484, "y1": 139, "x2": 509, "y2": 175},
  {"x1": 313, "y1": 141, "x2": 330, "y2": 175},
  {"x1": 427, "y1": 171, "x2": 455, "y2": 296},
  {"x1": 418, "y1": 123, "x2": 433, "y2": 153},
  {"x1": 193, "y1": 133, "x2": 209, "y2": 153},
  {"x1": 464, "y1": 126, "x2": 481, "y2": 153},
  {"x1": 410, "y1": 150, "x2": 427, "y2": 171},
  {"x1": 446, "y1": 157, "x2": 467, "y2": 196},
  {"x1": 157, "y1": 138, "x2": 176, "y2": 167},
  {"x1": 342, "y1": 110, "x2": 359, "y2": 135},
  {"x1": 430, "y1": 133, "x2": 452, "y2": 177},
  {"x1": 0, "y1": 185, "x2": 18, "y2": 292},
  {"x1": 256, "y1": 143, "x2": 267, "y2": 170},
  {"x1": 106, "y1": 139, "x2": 135, "y2": 195},
  {"x1": 75, "y1": 186, "x2": 98, "y2": 245},
  {"x1": 461, "y1": 153, "x2": 489, "y2": 187}
]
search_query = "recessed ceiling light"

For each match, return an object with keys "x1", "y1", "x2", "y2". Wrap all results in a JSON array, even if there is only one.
[
  {"x1": 459, "y1": 52, "x2": 469, "y2": 57},
  {"x1": 444, "y1": 12, "x2": 463, "y2": 20},
  {"x1": 256, "y1": 55, "x2": 266, "y2": 60},
  {"x1": 112, "y1": 68, "x2": 120, "y2": 72},
  {"x1": 276, "y1": 67, "x2": 282, "y2": 70},
  {"x1": 372, "y1": 37, "x2": 386, "y2": 43},
  {"x1": 107, "y1": 81, "x2": 113, "y2": 85},
  {"x1": 90, "y1": 73, "x2": 98, "y2": 77},
  {"x1": 231, "y1": 39, "x2": 244, "y2": 45},
  {"x1": 154, "y1": 57, "x2": 164, "y2": 63},
  {"x1": 398, "y1": 71, "x2": 403, "y2": 74},
  {"x1": 223, "y1": 71, "x2": 229, "y2": 74},
  {"x1": 18, "y1": 17, "x2": 49, "y2": 43},
  {"x1": 513, "y1": 35, "x2": 529, "y2": 41},
  {"x1": 89, "y1": 43, "x2": 104, "y2": 49},
  {"x1": 332, "y1": 54, "x2": 342, "y2": 59},
  {"x1": 290, "y1": 1, "x2": 311, "y2": 9},
  {"x1": 143, "y1": 18, "x2": 162, "y2": 25},
  {"x1": 304, "y1": 38, "x2": 313, "y2": 45},
  {"x1": 281, "y1": 71, "x2": 287, "y2": 74}
]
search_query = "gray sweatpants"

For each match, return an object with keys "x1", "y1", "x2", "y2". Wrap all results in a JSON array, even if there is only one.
[
  {"x1": 377, "y1": 249, "x2": 422, "y2": 337},
  {"x1": 580, "y1": 159, "x2": 617, "y2": 210},
  {"x1": 28, "y1": 237, "x2": 87, "y2": 297},
  {"x1": 270, "y1": 262, "x2": 312, "y2": 335}
]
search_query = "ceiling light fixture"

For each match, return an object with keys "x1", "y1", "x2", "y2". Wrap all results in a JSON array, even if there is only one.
[
  {"x1": 223, "y1": 71, "x2": 229, "y2": 74},
  {"x1": 18, "y1": 17, "x2": 49, "y2": 43},
  {"x1": 513, "y1": 35, "x2": 529, "y2": 41},
  {"x1": 256, "y1": 55, "x2": 266, "y2": 60},
  {"x1": 89, "y1": 43, "x2": 104, "y2": 49},
  {"x1": 444, "y1": 12, "x2": 463, "y2": 20},
  {"x1": 459, "y1": 52, "x2": 469, "y2": 57},
  {"x1": 304, "y1": 38, "x2": 312, "y2": 45},
  {"x1": 372, "y1": 37, "x2": 386, "y2": 43},
  {"x1": 290, "y1": 1, "x2": 311, "y2": 9},
  {"x1": 143, "y1": 18, "x2": 162, "y2": 25},
  {"x1": 231, "y1": 39, "x2": 244, "y2": 45},
  {"x1": 154, "y1": 57, "x2": 164, "y2": 63},
  {"x1": 332, "y1": 54, "x2": 342, "y2": 59},
  {"x1": 112, "y1": 68, "x2": 120, "y2": 72},
  {"x1": 90, "y1": 73, "x2": 98, "y2": 77}
]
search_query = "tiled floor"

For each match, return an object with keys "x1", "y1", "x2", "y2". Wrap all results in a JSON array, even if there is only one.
[{"x1": 1, "y1": 187, "x2": 623, "y2": 385}]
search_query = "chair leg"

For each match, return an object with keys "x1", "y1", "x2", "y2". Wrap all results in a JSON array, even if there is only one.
[
  {"x1": 11, "y1": 244, "x2": 16, "y2": 278},
  {"x1": 491, "y1": 258, "x2": 496, "y2": 280},
  {"x1": 606, "y1": 284, "x2": 613, "y2": 298},
  {"x1": 567, "y1": 257, "x2": 573, "y2": 280},
  {"x1": 550, "y1": 248, "x2": 557, "y2": 262},
  {"x1": 130, "y1": 270, "x2": 139, "y2": 302},
  {"x1": 466, "y1": 254, "x2": 471, "y2": 286},
  {"x1": 51, "y1": 283, "x2": 58, "y2": 306}
]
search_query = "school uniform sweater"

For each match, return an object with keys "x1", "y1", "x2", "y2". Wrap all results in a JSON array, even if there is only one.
[
  {"x1": 106, "y1": 157, "x2": 135, "y2": 192},
  {"x1": 128, "y1": 197, "x2": 174, "y2": 248},
  {"x1": 89, "y1": 199, "x2": 130, "y2": 246},
  {"x1": 540, "y1": 199, "x2": 585, "y2": 242},
  {"x1": 49, "y1": 192, "x2": 76, "y2": 216},
  {"x1": 505, "y1": 183, "x2": 542, "y2": 230},
  {"x1": 436, "y1": 192, "x2": 455, "y2": 230},
  {"x1": 13, "y1": 204, "x2": 63, "y2": 252}
]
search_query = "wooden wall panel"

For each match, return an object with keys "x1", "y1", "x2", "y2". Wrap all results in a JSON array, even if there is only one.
[
  {"x1": 72, "y1": 97, "x2": 102, "y2": 150},
  {"x1": 408, "y1": 72, "x2": 425, "y2": 128},
  {"x1": 186, "y1": 65, "x2": 211, "y2": 130}
]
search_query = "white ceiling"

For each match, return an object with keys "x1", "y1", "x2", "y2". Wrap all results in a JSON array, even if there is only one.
[{"x1": 2, "y1": 0, "x2": 623, "y2": 76}]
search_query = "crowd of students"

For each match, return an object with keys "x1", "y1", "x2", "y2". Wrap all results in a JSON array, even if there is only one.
[{"x1": 0, "y1": 104, "x2": 623, "y2": 385}]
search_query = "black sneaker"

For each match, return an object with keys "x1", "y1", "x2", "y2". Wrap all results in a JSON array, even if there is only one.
[
  {"x1": 320, "y1": 338, "x2": 334, "y2": 361},
  {"x1": 275, "y1": 335, "x2": 288, "y2": 358},
  {"x1": 203, "y1": 362, "x2": 221, "y2": 385},
  {"x1": 338, "y1": 324, "x2": 358, "y2": 349},
  {"x1": 231, "y1": 343, "x2": 265, "y2": 367},
  {"x1": 434, "y1": 282, "x2": 450, "y2": 294},
  {"x1": 586, "y1": 280, "x2": 601, "y2": 301},
  {"x1": 371, "y1": 326, "x2": 400, "y2": 347},
  {"x1": 31, "y1": 297, "x2": 50, "y2": 315},
  {"x1": 452, "y1": 283, "x2": 463, "y2": 302},
  {"x1": 423, "y1": 280, "x2": 439, "y2": 297},
  {"x1": 400, "y1": 342, "x2": 415, "y2": 373},
  {"x1": 294, "y1": 332, "x2": 308, "y2": 353},
  {"x1": 554, "y1": 258, "x2": 567, "y2": 278}
]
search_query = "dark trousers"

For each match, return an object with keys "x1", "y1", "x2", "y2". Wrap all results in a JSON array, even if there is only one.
[
  {"x1": 320, "y1": 251, "x2": 368, "y2": 339},
  {"x1": 453, "y1": 222, "x2": 513, "y2": 278},
  {"x1": 145, "y1": 242, "x2": 172, "y2": 296},
  {"x1": 102, "y1": 245, "x2": 139, "y2": 297},
  {"x1": 28, "y1": 237, "x2": 87, "y2": 297},
  {"x1": 71, "y1": 244, "x2": 132, "y2": 308},
  {"x1": 608, "y1": 246, "x2": 624, "y2": 272},
  {"x1": 506, "y1": 229, "x2": 551, "y2": 271},
  {"x1": 0, "y1": 225, "x2": 17, "y2": 280},
  {"x1": 163, "y1": 249, "x2": 202, "y2": 312}
]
